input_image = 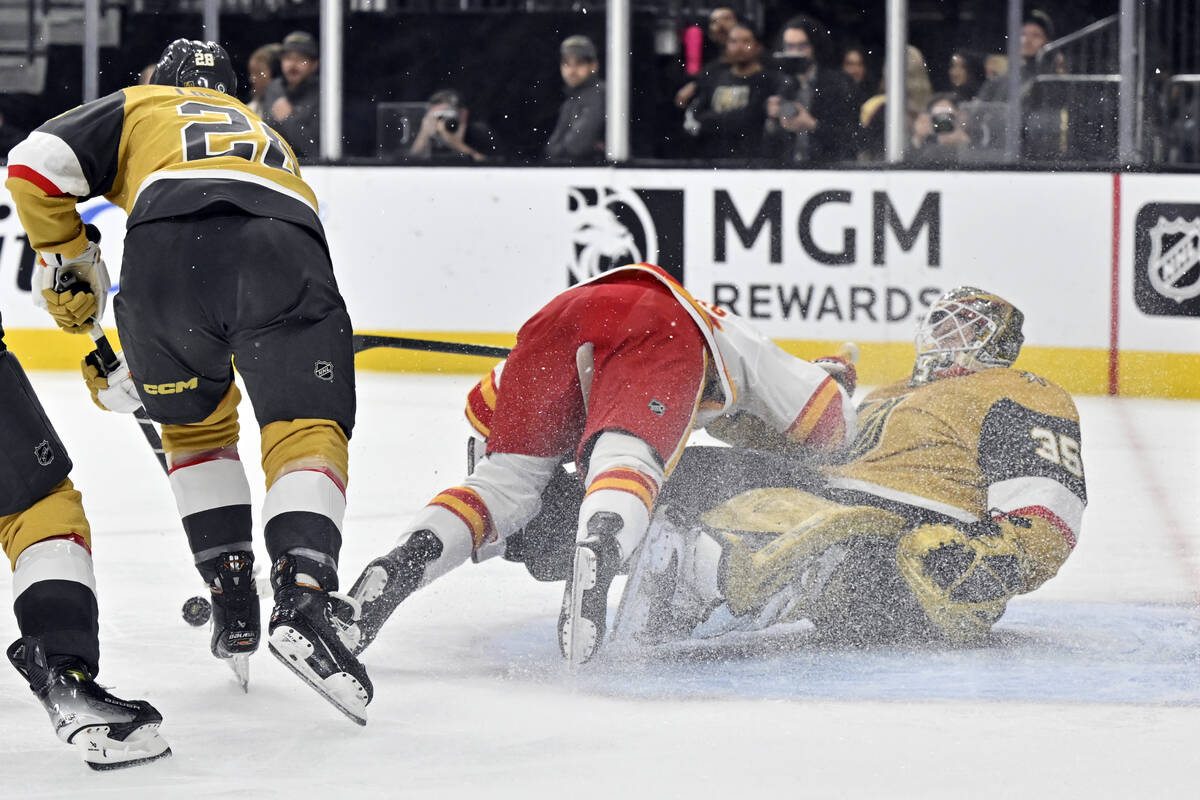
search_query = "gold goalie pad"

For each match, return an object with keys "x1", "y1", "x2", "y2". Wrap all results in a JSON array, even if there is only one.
[
  {"x1": 895, "y1": 522, "x2": 1028, "y2": 644},
  {"x1": 700, "y1": 488, "x2": 909, "y2": 615}
]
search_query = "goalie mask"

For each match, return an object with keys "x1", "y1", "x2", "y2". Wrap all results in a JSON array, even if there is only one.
[
  {"x1": 911, "y1": 286, "x2": 1024, "y2": 385},
  {"x1": 151, "y1": 39, "x2": 237, "y2": 96}
]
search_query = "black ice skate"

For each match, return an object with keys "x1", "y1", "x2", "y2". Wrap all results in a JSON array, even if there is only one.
[
  {"x1": 558, "y1": 512, "x2": 623, "y2": 664},
  {"x1": 208, "y1": 550, "x2": 260, "y2": 692},
  {"x1": 347, "y1": 529, "x2": 443, "y2": 655},
  {"x1": 7, "y1": 636, "x2": 171, "y2": 770},
  {"x1": 267, "y1": 555, "x2": 373, "y2": 725}
]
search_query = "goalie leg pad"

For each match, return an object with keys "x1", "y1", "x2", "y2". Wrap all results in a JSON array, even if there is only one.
[{"x1": 705, "y1": 490, "x2": 908, "y2": 616}]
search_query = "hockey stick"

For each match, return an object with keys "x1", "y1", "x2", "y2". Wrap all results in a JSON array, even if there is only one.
[
  {"x1": 85, "y1": 325, "x2": 168, "y2": 475},
  {"x1": 352, "y1": 333, "x2": 511, "y2": 359}
]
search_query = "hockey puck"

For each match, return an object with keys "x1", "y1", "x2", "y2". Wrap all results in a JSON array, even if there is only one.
[{"x1": 182, "y1": 595, "x2": 212, "y2": 627}]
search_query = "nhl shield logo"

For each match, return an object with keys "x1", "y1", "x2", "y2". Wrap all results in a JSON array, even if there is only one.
[
  {"x1": 648, "y1": 398, "x2": 667, "y2": 416},
  {"x1": 1147, "y1": 216, "x2": 1200, "y2": 303},
  {"x1": 34, "y1": 440, "x2": 53, "y2": 467},
  {"x1": 314, "y1": 361, "x2": 334, "y2": 382},
  {"x1": 1134, "y1": 204, "x2": 1200, "y2": 317}
]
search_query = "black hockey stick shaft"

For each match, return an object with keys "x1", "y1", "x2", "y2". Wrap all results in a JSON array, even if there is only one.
[
  {"x1": 352, "y1": 333, "x2": 511, "y2": 359},
  {"x1": 54, "y1": 224, "x2": 167, "y2": 474},
  {"x1": 86, "y1": 326, "x2": 169, "y2": 475}
]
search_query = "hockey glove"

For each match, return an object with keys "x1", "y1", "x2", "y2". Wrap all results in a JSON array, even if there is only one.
[
  {"x1": 32, "y1": 242, "x2": 111, "y2": 333},
  {"x1": 895, "y1": 517, "x2": 1029, "y2": 643},
  {"x1": 81, "y1": 350, "x2": 142, "y2": 413},
  {"x1": 813, "y1": 342, "x2": 859, "y2": 397}
]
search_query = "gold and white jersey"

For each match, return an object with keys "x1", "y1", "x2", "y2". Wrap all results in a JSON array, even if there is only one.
[
  {"x1": 823, "y1": 367, "x2": 1086, "y2": 552},
  {"x1": 6, "y1": 84, "x2": 318, "y2": 258}
]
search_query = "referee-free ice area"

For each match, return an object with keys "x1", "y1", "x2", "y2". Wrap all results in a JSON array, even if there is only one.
[{"x1": 2, "y1": 371, "x2": 1198, "y2": 798}]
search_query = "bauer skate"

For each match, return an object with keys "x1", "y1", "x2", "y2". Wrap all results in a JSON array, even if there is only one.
[
  {"x1": 268, "y1": 555, "x2": 373, "y2": 725},
  {"x1": 558, "y1": 512, "x2": 623, "y2": 664},
  {"x1": 347, "y1": 529, "x2": 443, "y2": 655},
  {"x1": 207, "y1": 551, "x2": 260, "y2": 691},
  {"x1": 7, "y1": 636, "x2": 171, "y2": 771}
]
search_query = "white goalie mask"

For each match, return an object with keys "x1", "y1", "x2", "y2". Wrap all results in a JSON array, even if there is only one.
[{"x1": 911, "y1": 286, "x2": 1024, "y2": 385}]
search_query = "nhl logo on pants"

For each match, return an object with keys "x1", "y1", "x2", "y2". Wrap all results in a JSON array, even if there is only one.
[{"x1": 314, "y1": 361, "x2": 334, "y2": 382}]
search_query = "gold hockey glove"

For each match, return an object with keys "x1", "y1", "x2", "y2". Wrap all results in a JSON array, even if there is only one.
[
  {"x1": 32, "y1": 242, "x2": 111, "y2": 333},
  {"x1": 896, "y1": 516, "x2": 1030, "y2": 643}
]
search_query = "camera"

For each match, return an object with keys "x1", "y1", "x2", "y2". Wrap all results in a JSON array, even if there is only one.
[
  {"x1": 434, "y1": 107, "x2": 460, "y2": 133},
  {"x1": 931, "y1": 111, "x2": 957, "y2": 134},
  {"x1": 773, "y1": 53, "x2": 812, "y2": 75},
  {"x1": 779, "y1": 100, "x2": 800, "y2": 120}
]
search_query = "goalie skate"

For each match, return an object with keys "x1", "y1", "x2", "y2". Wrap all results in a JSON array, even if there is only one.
[
  {"x1": 268, "y1": 559, "x2": 373, "y2": 725},
  {"x1": 7, "y1": 636, "x2": 171, "y2": 771},
  {"x1": 611, "y1": 519, "x2": 714, "y2": 649}
]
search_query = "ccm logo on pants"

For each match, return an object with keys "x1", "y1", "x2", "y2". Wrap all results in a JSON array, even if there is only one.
[{"x1": 143, "y1": 378, "x2": 198, "y2": 395}]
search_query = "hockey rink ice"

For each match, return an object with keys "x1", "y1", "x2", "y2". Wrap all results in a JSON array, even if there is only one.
[{"x1": 2, "y1": 370, "x2": 1198, "y2": 798}]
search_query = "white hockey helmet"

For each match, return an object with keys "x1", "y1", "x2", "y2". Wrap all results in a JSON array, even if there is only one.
[{"x1": 911, "y1": 286, "x2": 1024, "y2": 385}]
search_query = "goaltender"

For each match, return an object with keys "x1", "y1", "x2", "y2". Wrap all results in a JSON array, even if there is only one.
[{"x1": 617, "y1": 285, "x2": 1087, "y2": 646}]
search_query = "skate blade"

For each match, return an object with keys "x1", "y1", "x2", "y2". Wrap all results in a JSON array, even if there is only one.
[
  {"x1": 225, "y1": 653, "x2": 250, "y2": 692},
  {"x1": 268, "y1": 626, "x2": 369, "y2": 726},
  {"x1": 75, "y1": 723, "x2": 172, "y2": 771},
  {"x1": 563, "y1": 546, "x2": 599, "y2": 665}
]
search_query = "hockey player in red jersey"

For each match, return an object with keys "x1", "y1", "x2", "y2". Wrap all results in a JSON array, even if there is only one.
[
  {"x1": 5, "y1": 40, "x2": 370, "y2": 723},
  {"x1": 0, "y1": 316, "x2": 171, "y2": 769},
  {"x1": 613, "y1": 286, "x2": 1087, "y2": 647},
  {"x1": 347, "y1": 262, "x2": 858, "y2": 663}
]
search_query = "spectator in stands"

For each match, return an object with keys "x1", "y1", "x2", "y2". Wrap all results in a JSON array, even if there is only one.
[
  {"x1": 910, "y1": 93, "x2": 970, "y2": 165},
  {"x1": 246, "y1": 43, "x2": 281, "y2": 118},
  {"x1": 947, "y1": 49, "x2": 986, "y2": 103},
  {"x1": 859, "y1": 45, "x2": 932, "y2": 160},
  {"x1": 674, "y1": 7, "x2": 738, "y2": 110},
  {"x1": 264, "y1": 30, "x2": 321, "y2": 160},
  {"x1": 841, "y1": 43, "x2": 873, "y2": 109},
  {"x1": 685, "y1": 23, "x2": 779, "y2": 160},
  {"x1": 985, "y1": 53, "x2": 1009, "y2": 81},
  {"x1": 137, "y1": 63, "x2": 156, "y2": 85},
  {"x1": 764, "y1": 15, "x2": 860, "y2": 164},
  {"x1": 977, "y1": 9, "x2": 1055, "y2": 102},
  {"x1": 409, "y1": 90, "x2": 499, "y2": 163},
  {"x1": 545, "y1": 35, "x2": 605, "y2": 163}
]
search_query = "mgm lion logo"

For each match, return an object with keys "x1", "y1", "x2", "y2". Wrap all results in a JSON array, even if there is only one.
[{"x1": 566, "y1": 187, "x2": 684, "y2": 286}]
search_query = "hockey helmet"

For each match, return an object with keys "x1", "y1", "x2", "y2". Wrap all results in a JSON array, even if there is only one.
[
  {"x1": 151, "y1": 39, "x2": 237, "y2": 96},
  {"x1": 911, "y1": 286, "x2": 1024, "y2": 385}
]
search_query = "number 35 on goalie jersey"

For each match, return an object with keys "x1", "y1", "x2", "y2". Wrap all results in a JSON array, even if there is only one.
[
  {"x1": 826, "y1": 367, "x2": 1087, "y2": 556},
  {"x1": 6, "y1": 84, "x2": 319, "y2": 257}
]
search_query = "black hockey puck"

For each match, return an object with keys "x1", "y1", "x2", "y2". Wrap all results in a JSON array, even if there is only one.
[{"x1": 182, "y1": 595, "x2": 212, "y2": 627}]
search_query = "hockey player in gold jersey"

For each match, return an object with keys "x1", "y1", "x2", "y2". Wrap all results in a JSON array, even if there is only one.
[
  {"x1": 614, "y1": 286, "x2": 1087, "y2": 647},
  {"x1": 5, "y1": 40, "x2": 371, "y2": 723}
]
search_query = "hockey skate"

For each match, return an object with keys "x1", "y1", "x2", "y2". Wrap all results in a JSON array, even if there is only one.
[
  {"x1": 208, "y1": 551, "x2": 260, "y2": 692},
  {"x1": 611, "y1": 519, "x2": 715, "y2": 649},
  {"x1": 267, "y1": 556, "x2": 373, "y2": 725},
  {"x1": 7, "y1": 636, "x2": 171, "y2": 770},
  {"x1": 558, "y1": 512, "x2": 623, "y2": 665},
  {"x1": 347, "y1": 529, "x2": 443, "y2": 655}
]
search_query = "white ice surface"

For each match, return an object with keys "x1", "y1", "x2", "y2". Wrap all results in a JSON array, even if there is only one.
[{"x1": 2, "y1": 372, "x2": 1198, "y2": 798}]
